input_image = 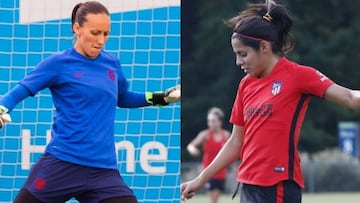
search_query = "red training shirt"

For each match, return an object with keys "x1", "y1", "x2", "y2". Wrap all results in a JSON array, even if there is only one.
[
  {"x1": 230, "y1": 57, "x2": 334, "y2": 188},
  {"x1": 202, "y1": 129, "x2": 228, "y2": 180}
]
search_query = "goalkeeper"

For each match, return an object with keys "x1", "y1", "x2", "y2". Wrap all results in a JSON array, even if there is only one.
[{"x1": 0, "y1": 1, "x2": 180, "y2": 203}]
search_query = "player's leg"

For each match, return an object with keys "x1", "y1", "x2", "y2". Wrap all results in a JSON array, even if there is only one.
[
  {"x1": 13, "y1": 189, "x2": 45, "y2": 203},
  {"x1": 14, "y1": 153, "x2": 87, "y2": 203},
  {"x1": 208, "y1": 189, "x2": 221, "y2": 203},
  {"x1": 76, "y1": 168, "x2": 137, "y2": 203},
  {"x1": 99, "y1": 196, "x2": 138, "y2": 203},
  {"x1": 208, "y1": 179, "x2": 225, "y2": 203},
  {"x1": 13, "y1": 154, "x2": 50, "y2": 203}
]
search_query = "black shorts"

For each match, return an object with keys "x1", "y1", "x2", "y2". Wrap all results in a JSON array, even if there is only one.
[
  {"x1": 240, "y1": 180, "x2": 301, "y2": 203},
  {"x1": 21, "y1": 153, "x2": 135, "y2": 203},
  {"x1": 204, "y1": 179, "x2": 225, "y2": 191}
]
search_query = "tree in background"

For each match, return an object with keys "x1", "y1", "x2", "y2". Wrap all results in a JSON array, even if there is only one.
[{"x1": 182, "y1": 0, "x2": 360, "y2": 160}]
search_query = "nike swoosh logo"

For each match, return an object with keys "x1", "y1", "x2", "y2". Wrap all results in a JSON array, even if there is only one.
[{"x1": 74, "y1": 72, "x2": 84, "y2": 78}]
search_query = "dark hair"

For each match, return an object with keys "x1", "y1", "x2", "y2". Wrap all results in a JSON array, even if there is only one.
[
  {"x1": 71, "y1": 1, "x2": 109, "y2": 33},
  {"x1": 208, "y1": 107, "x2": 224, "y2": 123},
  {"x1": 226, "y1": 2, "x2": 294, "y2": 55}
]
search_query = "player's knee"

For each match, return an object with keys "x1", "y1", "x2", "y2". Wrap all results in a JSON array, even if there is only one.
[
  {"x1": 13, "y1": 189, "x2": 45, "y2": 203},
  {"x1": 100, "y1": 196, "x2": 138, "y2": 203}
]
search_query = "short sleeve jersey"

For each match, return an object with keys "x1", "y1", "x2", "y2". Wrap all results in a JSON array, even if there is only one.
[
  {"x1": 230, "y1": 57, "x2": 334, "y2": 187},
  {"x1": 20, "y1": 48, "x2": 131, "y2": 169},
  {"x1": 202, "y1": 129, "x2": 228, "y2": 180}
]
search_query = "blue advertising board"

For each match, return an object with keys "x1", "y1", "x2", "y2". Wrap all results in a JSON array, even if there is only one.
[
  {"x1": 0, "y1": 0, "x2": 180, "y2": 202},
  {"x1": 338, "y1": 122, "x2": 359, "y2": 158}
]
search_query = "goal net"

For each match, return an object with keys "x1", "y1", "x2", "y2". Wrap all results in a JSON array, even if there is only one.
[{"x1": 0, "y1": 0, "x2": 180, "y2": 202}]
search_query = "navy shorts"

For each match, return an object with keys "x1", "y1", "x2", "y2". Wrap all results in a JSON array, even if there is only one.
[
  {"x1": 22, "y1": 153, "x2": 135, "y2": 203},
  {"x1": 204, "y1": 179, "x2": 225, "y2": 191},
  {"x1": 240, "y1": 180, "x2": 302, "y2": 203}
]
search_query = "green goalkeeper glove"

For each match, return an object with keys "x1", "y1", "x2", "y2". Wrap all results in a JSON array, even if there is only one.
[
  {"x1": 146, "y1": 85, "x2": 181, "y2": 106},
  {"x1": 0, "y1": 105, "x2": 11, "y2": 130}
]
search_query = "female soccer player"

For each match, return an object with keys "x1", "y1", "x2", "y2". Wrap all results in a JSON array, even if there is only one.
[
  {"x1": 187, "y1": 107, "x2": 230, "y2": 203},
  {"x1": 181, "y1": 1, "x2": 360, "y2": 203},
  {"x1": 0, "y1": 1, "x2": 179, "y2": 203}
]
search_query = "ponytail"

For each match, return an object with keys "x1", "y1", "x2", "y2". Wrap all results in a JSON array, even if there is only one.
[
  {"x1": 266, "y1": 2, "x2": 294, "y2": 53},
  {"x1": 227, "y1": 1, "x2": 294, "y2": 55},
  {"x1": 71, "y1": 3, "x2": 83, "y2": 33},
  {"x1": 71, "y1": 1, "x2": 109, "y2": 33}
]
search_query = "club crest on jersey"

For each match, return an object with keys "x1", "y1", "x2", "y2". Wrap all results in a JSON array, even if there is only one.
[
  {"x1": 108, "y1": 70, "x2": 115, "y2": 81},
  {"x1": 271, "y1": 81, "x2": 283, "y2": 96}
]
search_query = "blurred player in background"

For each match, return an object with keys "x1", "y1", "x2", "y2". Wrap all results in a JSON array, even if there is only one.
[
  {"x1": 0, "y1": 1, "x2": 180, "y2": 203},
  {"x1": 181, "y1": 1, "x2": 360, "y2": 203},
  {"x1": 187, "y1": 107, "x2": 230, "y2": 203}
]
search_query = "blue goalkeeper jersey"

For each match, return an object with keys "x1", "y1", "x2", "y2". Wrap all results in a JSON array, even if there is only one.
[{"x1": 19, "y1": 48, "x2": 148, "y2": 169}]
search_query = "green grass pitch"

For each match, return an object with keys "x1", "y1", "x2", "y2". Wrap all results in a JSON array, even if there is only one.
[{"x1": 187, "y1": 192, "x2": 360, "y2": 203}]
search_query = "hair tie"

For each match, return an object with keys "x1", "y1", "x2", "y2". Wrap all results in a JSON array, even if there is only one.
[{"x1": 263, "y1": 13, "x2": 273, "y2": 22}]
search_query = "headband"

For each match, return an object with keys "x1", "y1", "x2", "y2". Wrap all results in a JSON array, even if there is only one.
[{"x1": 232, "y1": 32, "x2": 273, "y2": 42}]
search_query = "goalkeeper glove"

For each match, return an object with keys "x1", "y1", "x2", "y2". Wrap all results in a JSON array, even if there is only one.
[
  {"x1": 146, "y1": 92, "x2": 168, "y2": 106},
  {"x1": 146, "y1": 85, "x2": 181, "y2": 106},
  {"x1": 0, "y1": 105, "x2": 11, "y2": 130}
]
